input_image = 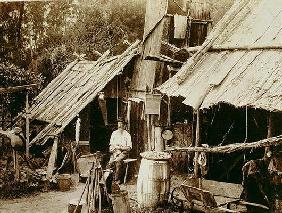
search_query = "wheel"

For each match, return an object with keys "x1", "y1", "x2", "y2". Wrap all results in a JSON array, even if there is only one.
[{"x1": 170, "y1": 186, "x2": 186, "y2": 211}]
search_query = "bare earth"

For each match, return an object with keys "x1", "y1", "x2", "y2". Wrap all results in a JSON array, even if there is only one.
[{"x1": 0, "y1": 175, "x2": 186, "y2": 213}]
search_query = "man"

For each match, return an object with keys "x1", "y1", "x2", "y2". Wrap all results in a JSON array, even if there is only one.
[{"x1": 107, "y1": 118, "x2": 132, "y2": 184}]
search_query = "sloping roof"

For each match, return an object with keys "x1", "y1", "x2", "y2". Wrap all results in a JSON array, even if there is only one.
[
  {"x1": 158, "y1": 0, "x2": 282, "y2": 112},
  {"x1": 28, "y1": 40, "x2": 140, "y2": 145}
]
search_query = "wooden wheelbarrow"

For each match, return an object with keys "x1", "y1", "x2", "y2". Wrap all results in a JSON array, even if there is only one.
[{"x1": 179, "y1": 184, "x2": 269, "y2": 213}]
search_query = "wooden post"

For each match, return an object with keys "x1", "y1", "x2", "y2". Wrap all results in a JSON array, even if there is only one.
[
  {"x1": 266, "y1": 113, "x2": 274, "y2": 155},
  {"x1": 146, "y1": 114, "x2": 152, "y2": 151},
  {"x1": 13, "y1": 150, "x2": 20, "y2": 180},
  {"x1": 154, "y1": 126, "x2": 164, "y2": 151},
  {"x1": 194, "y1": 109, "x2": 201, "y2": 177},
  {"x1": 25, "y1": 92, "x2": 30, "y2": 159},
  {"x1": 111, "y1": 190, "x2": 131, "y2": 213},
  {"x1": 267, "y1": 113, "x2": 273, "y2": 138},
  {"x1": 127, "y1": 100, "x2": 131, "y2": 131},
  {"x1": 130, "y1": 0, "x2": 168, "y2": 152},
  {"x1": 75, "y1": 116, "x2": 81, "y2": 144},
  {"x1": 47, "y1": 136, "x2": 58, "y2": 180}
]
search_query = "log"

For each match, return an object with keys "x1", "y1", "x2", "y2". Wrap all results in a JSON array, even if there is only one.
[
  {"x1": 0, "y1": 84, "x2": 37, "y2": 94},
  {"x1": 144, "y1": 55, "x2": 183, "y2": 65},
  {"x1": 211, "y1": 44, "x2": 282, "y2": 51},
  {"x1": 111, "y1": 190, "x2": 131, "y2": 213},
  {"x1": 165, "y1": 135, "x2": 282, "y2": 153},
  {"x1": 176, "y1": 0, "x2": 251, "y2": 84},
  {"x1": 46, "y1": 137, "x2": 58, "y2": 180}
]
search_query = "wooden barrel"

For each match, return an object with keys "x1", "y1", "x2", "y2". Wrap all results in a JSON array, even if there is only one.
[{"x1": 137, "y1": 151, "x2": 171, "y2": 208}]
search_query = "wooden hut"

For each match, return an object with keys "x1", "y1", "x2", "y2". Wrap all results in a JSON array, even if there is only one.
[
  {"x1": 19, "y1": 41, "x2": 140, "y2": 174},
  {"x1": 158, "y1": 0, "x2": 282, "y2": 180}
]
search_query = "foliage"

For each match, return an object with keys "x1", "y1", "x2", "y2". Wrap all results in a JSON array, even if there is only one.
[
  {"x1": 0, "y1": 166, "x2": 46, "y2": 199},
  {"x1": 0, "y1": 61, "x2": 43, "y2": 116}
]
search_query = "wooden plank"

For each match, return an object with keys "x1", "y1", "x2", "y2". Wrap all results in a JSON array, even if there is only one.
[
  {"x1": 46, "y1": 137, "x2": 58, "y2": 180},
  {"x1": 0, "y1": 84, "x2": 37, "y2": 94},
  {"x1": 166, "y1": 135, "x2": 282, "y2": 153}
]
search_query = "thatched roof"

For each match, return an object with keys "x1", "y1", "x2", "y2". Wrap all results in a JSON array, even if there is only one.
[
  {"x1": 28, "y1": 40, "x2": 140, "y2": 145},
  {"x1": 158, "y1": 0, "x2": 282, "y2": 112}
]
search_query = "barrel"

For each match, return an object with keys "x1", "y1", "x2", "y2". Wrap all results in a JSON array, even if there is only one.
[{"x1": 136, "y1": 151, "x2": 171, "y2": 208}]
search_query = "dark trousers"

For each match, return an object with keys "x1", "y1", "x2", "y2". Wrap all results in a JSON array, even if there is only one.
[{"x1": 107, "y1": 152, "x2": 127, "y2": 182}]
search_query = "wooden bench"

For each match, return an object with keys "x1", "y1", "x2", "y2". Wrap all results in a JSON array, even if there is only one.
[{"x1": 123, "y1": 158, "x2": 137, "y2": 184}]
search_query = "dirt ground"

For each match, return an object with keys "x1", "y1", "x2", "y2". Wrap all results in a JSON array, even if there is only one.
[{"x1": 0, "y1": 175, "x2": 187, "y2": 213}]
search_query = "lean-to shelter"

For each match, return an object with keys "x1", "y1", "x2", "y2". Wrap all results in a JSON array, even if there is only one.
[{"x1": 23, "y1": 40, "x2": 140, "y2": 146}]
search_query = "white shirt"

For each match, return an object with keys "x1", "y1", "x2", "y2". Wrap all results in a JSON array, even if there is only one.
[{"x1": 110, "y1": 129, "x2": 132, "y2": 149}]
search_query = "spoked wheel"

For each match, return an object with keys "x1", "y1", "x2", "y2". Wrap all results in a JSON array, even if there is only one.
[{"x1": 170, "y1": 186, "x2": 186, "y2": 212}]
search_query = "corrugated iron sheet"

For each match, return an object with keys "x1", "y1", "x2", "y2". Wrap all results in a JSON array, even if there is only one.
[
  {"x1": 28, "y1": 40, "x2": 140, "y2": 144},
  {"x1": 159, "y1": 0, "x2": 282, "y2": 112}
]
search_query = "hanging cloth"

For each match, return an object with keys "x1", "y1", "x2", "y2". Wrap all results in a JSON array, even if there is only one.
[{"x1": 174, "y1": 15, "x2": 187, "y2": 39}]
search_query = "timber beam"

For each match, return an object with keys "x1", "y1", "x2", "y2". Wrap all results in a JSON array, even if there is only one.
[{"x1": 165, "y1": 135, "x2": 282, "y2": 153}]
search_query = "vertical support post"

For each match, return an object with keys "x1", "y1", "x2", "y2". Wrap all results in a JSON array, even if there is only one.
[
  {"x1": 75, "y1": 116, "x2": 81, "y2": 145},
  {"x1": 147, "y1": 114, "x2": 152, "y2": 151},
  {"x1": 266, "y1": 113, "x2": 273, "y2": 155},
  {"x1": 127, "y1": 100, "x2": 131, "y2": 131},
  {"x1": 154, "y1": 126, "x2": 164, "y2": 151},
  {"x1": 25, "y1": 92, "x2": 29, "y2": 159},
  {"x1": 167, "y1": 70, "x2": 172, "y2": 127},
  {"x1": 194, "y1": 109, "x2": 201, "y2": 177},
  {"x1": 47, "y1": 136, "x2": 58, "y2": 180},
  {"x1": 13, "y1": 150, "x2": 20, "y2": 180}
]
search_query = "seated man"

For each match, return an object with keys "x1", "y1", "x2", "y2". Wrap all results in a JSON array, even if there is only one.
[{"x1": 107, "y1": 118, "x2": 132, "y2": 184}]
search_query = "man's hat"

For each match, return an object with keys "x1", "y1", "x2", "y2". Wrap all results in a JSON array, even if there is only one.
[{"x1": 117, "y1": 117, "x2": 127, "y2": 123}]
